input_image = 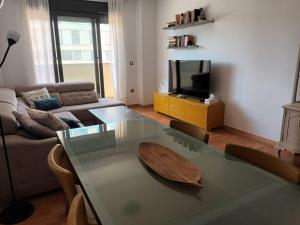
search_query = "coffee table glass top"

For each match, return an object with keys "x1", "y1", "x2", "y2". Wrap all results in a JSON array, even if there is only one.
[
  {"x1": 57, "y1": 109, "x2": 300, "y2": 225},
  {"x1": 89, "y1": 106, "x2": 143, "y2": 124}
]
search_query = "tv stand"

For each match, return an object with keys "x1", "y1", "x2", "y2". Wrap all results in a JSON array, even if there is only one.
[
  {"x1": 176, "y1": 94, "x2": 187, "y2": 98},
  {"x1": 154, "y1": 92, "x2": 225, "y2": 131}
]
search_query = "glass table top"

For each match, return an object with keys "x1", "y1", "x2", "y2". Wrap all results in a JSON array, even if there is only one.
[
  {"x1": 57, "y1": 116, "x2": 300, "y2": 225},
  {"x1": 89, "y1": 106, "x2": 143, "y2": 124}
]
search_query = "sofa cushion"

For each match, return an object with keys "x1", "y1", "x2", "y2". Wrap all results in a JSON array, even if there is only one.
[
  {"x1": 55, "y1": 112, "x2": 83, "y2": 128},
  {"x1": 15, "y1": 84, "x2": 57, "y2": 97},
  {"x1": 21, "y1": 87, "x2": 51, "y2": 108},
  {"x1": 26, "y1": 108, "x2": 70, "y2": 131},
  {"x1": 60, "y1": 91, "x2": 98, "y2": 106},
  {"x1": 13, "y1": 111, "x2": 56, "y2": 138},
  {"x1": 50, "y1": 93, "x2": 62, "y2": 106},
  {"x1": 0, "y1": 102, "x2": 18, "y2": 135},
  {"x1": 56, "y1": 81, "x2": 95, "y2": 93},
  {"x1": 33, "y1": 97, "x2": 61, "y2": 111},
  {"x1": 54, "y1": 111, "x2": 81, "y2": 123},
  {"x1": 17, "y1": 98, "x2": 29, "y2": 117},
  {"x1": 0, "y1": 88, "x2": 17, "y2": 106},
  {"x1": 50, "y1": 98, "x2": 124, "y2": 114}
]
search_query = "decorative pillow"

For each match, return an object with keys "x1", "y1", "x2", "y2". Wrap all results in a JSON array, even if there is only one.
[
  {"x1": 21, "y1": 87, "x2": 51, "y2": 108},
  {"x1": 13, "y1": 111, "x2": 56, "y2": 138},
  {"x1": 26, "y1": 108, "x2": 70, "y2": 131},
  {"x1": 33, "y1": 97, "x2": 61, "y2": 111},
  {"x1": 60, "y1": 117, "x2": 81, "y2": 129}
]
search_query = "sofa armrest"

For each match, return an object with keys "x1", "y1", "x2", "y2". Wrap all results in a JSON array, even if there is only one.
[{"x1": 0, "y1": 134, "x2": 59, "y2": 203}]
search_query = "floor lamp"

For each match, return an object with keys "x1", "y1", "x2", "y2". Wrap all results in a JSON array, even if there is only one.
[{"x1": 0, "y1": 31, "x2": 34, "y2": 224}]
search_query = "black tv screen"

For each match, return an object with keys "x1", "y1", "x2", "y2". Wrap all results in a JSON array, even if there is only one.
[{"x1": 169, "y1": 60, "x2": 211, "y2": 99}]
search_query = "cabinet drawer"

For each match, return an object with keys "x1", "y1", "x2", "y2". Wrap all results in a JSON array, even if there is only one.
[
  {"x1": 154, "y1": 94, "x2": 169, "y2": 115},
  {"x1": 184, "y1": 103, "x2": 207, "y2": 128},
  {"x1": 282, "y1": 109, "x2": 300, "y2": 151},
  {"x1": 168, "y1": 98, "x2": 185, "y2": 120}
]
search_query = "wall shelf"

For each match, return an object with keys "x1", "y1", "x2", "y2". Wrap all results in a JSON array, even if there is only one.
[
  {"x1": 167, "y1": 46, "x2": 199, "y2": 49},
  {"x1": 163, "y1": 19, "x2": 214, "y2": 30}
]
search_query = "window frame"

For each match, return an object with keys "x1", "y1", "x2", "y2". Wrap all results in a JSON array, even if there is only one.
[{"x1": 50, "y1": 10, "x2": 107, "y2": 97}]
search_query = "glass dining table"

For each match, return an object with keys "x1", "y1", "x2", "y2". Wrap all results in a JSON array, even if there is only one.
[{"x1": 57, "y1": 109, "x2": 300, "y2": 225}]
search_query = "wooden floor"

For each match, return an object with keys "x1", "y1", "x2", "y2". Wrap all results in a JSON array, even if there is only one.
[
  {"x1": 129, "y1": 105, "x2": 277, "y2": 154},
  {"x1": 3, "y1": 105, "x2": 282, "y2": 225}
]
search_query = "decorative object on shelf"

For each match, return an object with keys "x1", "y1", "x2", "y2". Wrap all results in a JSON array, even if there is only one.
[
  {"x1": 167, "y1": 35, "x2": 197, "y2": 49},
  {"x1": 138, "y1": 142, "x2": 203, "y2": 187},
  {"x1": 277, "y1": 46, "x2": 300, "y2": 161},
  {"x1": 0, "y1": 0, "x2": 4, "y2": 10},
  {"x1": 205, "y1": 94, "x2": 219, "y2": 105},
  {"x1": 0, "y1": 30, "x2": 34, "y2": 225},
  {"x1": 159, "y1": 79, "x2": 169, "y2": 93},
  {"x1": 165, "y1": 7, "x2": 212, "y2": 30}
]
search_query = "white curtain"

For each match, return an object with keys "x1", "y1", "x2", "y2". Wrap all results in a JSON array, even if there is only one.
[
  {"x1": 23, "y1": 0, "x2": 55, "y2": 84},
  {"x1": 109, "y1": 0, "x2": 127, "y2": 103}
]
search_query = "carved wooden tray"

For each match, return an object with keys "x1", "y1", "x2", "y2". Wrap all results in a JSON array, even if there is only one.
[{"x1": 138, "y1": 142, "x2": 203, "y2": 187}]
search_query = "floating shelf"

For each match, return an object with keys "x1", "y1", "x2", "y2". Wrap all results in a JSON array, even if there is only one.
[
  {"x1": 163, "y1": 19, "x2": 214, "y2": 30},
  {"x1": 167, "y1": 45, "x2": 199, "y2": 49}
]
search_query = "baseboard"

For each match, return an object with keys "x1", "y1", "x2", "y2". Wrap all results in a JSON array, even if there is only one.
[{"x1": 224, "y1": 126, "x2": 277, "y2": 146}]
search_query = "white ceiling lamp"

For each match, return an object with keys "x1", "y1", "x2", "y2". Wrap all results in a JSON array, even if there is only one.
[{"x1": 0, "y1": 0, "x2": 4, "y2": 10}]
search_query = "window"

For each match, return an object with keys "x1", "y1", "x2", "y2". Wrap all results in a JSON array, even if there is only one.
[
  {"x1": 62, "y1": 50, "x2": 73, "y2": 60},
  {"x1": 71, "y1": 30, "x2": 80, "y2": 44},
  {"x1": 51, "y1": 1, "x2": 112, "y2": 97},
  {"x1": 80, "y1": 30, "x2": 92, "y2": 45},
  {"x1": 100, "y1": 24, "x2": 112, "y2": 63},
  {"x1": 61, "y1": 50, "x2": 94, "y2": 63},
  {"x1": 81, "y1": 50, "x2": 93, "y2": 61}
]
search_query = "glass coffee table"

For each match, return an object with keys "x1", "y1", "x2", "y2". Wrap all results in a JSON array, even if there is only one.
[
  {"x1": 57, "y1": 106, "x2": 300, "y2": 225},
  {"x1": 89, "y1": 106, "x2": 143, "y2": 124}
]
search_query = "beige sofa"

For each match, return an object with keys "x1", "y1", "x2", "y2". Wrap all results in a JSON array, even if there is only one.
[{"x1": 0, "y1": 82, "x2": 124, "y2": 204}]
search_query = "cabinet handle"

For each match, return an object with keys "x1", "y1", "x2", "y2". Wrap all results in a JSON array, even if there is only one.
[{"x1": 299, "y1": 121, "x2": 300, "y2": 127}]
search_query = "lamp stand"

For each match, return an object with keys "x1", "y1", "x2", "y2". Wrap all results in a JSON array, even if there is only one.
[
  {"x1": 0, "y1": 115, "x2": 34, "y2": 224},
  {"x1": 0, "y1": 45, "x2": 11, "y2": 68}
]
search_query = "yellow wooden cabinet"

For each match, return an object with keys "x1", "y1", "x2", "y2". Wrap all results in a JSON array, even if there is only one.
[{"x1": 154, "y1": 92, "x2": 225, "y2": 131}]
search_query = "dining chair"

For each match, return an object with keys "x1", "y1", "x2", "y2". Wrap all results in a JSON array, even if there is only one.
[
  {"x1": 68, "y1": 193, "x2": 88, "y2": 225},
  {"x1": 225, "y1": 144, "x2": 300, "y2": 184},
  {"x1": 170, "y1": 120, "x2": 209, "y2": 144},
  {"x1": 48, "y1": 144, "x2": 98, "y2": 224},
  {"x1": 48, "y1": 144, "x2": 77, "y2": 210}
]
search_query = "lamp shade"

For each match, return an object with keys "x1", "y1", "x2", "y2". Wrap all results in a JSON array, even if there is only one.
[{"x1": 6, "y1": 31, "x2": 21, "y2": 46}]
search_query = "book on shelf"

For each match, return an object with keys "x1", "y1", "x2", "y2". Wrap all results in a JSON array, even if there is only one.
[
  {"x1": 167, "y1": 35, "x2": 196, "y2": 48},
  {"x1": 167, "y1": 21, "x2": 176, "y2": 28},
  {"x1": 169, "y1": 7, "x2": 209, "y2": 27}
]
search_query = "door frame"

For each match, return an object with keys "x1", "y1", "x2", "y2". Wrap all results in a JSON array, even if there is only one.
[{"x1": 50, "y1": 11, "x2": 107, "y2": 97}]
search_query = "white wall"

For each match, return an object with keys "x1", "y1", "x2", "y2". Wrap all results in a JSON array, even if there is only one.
[
  {"x1": 0, "y1": 0, "x2": 35, "y2": 88},
  {"x1": 156, "y1": 0, "x2": 300, "y2": 141},
  {"x1": 124, "y1": 0, "x2": 139, "y2": 105},
  {"x1": 136, "y1": 0, "x2": 157, "y2": 105}
]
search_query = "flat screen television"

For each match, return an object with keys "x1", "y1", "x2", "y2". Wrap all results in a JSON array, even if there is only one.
[{"x1": 169, "y1": 60, "x2": 211, "y2": 99}]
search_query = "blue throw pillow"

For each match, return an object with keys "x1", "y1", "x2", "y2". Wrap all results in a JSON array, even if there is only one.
[
  {"x1": 59, "y1": 117, "x2": 81, "y2": 129},
  {"x1": 33, "y1": 97, "x2": 61, "y2": 111}
]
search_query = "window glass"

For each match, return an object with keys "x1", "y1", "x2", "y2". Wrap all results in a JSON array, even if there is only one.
[
  {"x1": 71, "y1": 30, "x2": 80, "y2": 45},
  {"x1": 80, "y1": 31, "x2": 92, "y2": 45},
  {"x1": 73, "y1": 50, "x2": 81, "y2": 61},
  {"x1": 81, "y1": 51, "x2": 93, "y2": 61},
  {"x1": 62, "y1": 50, "x2": 73, "y2": 61}
]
